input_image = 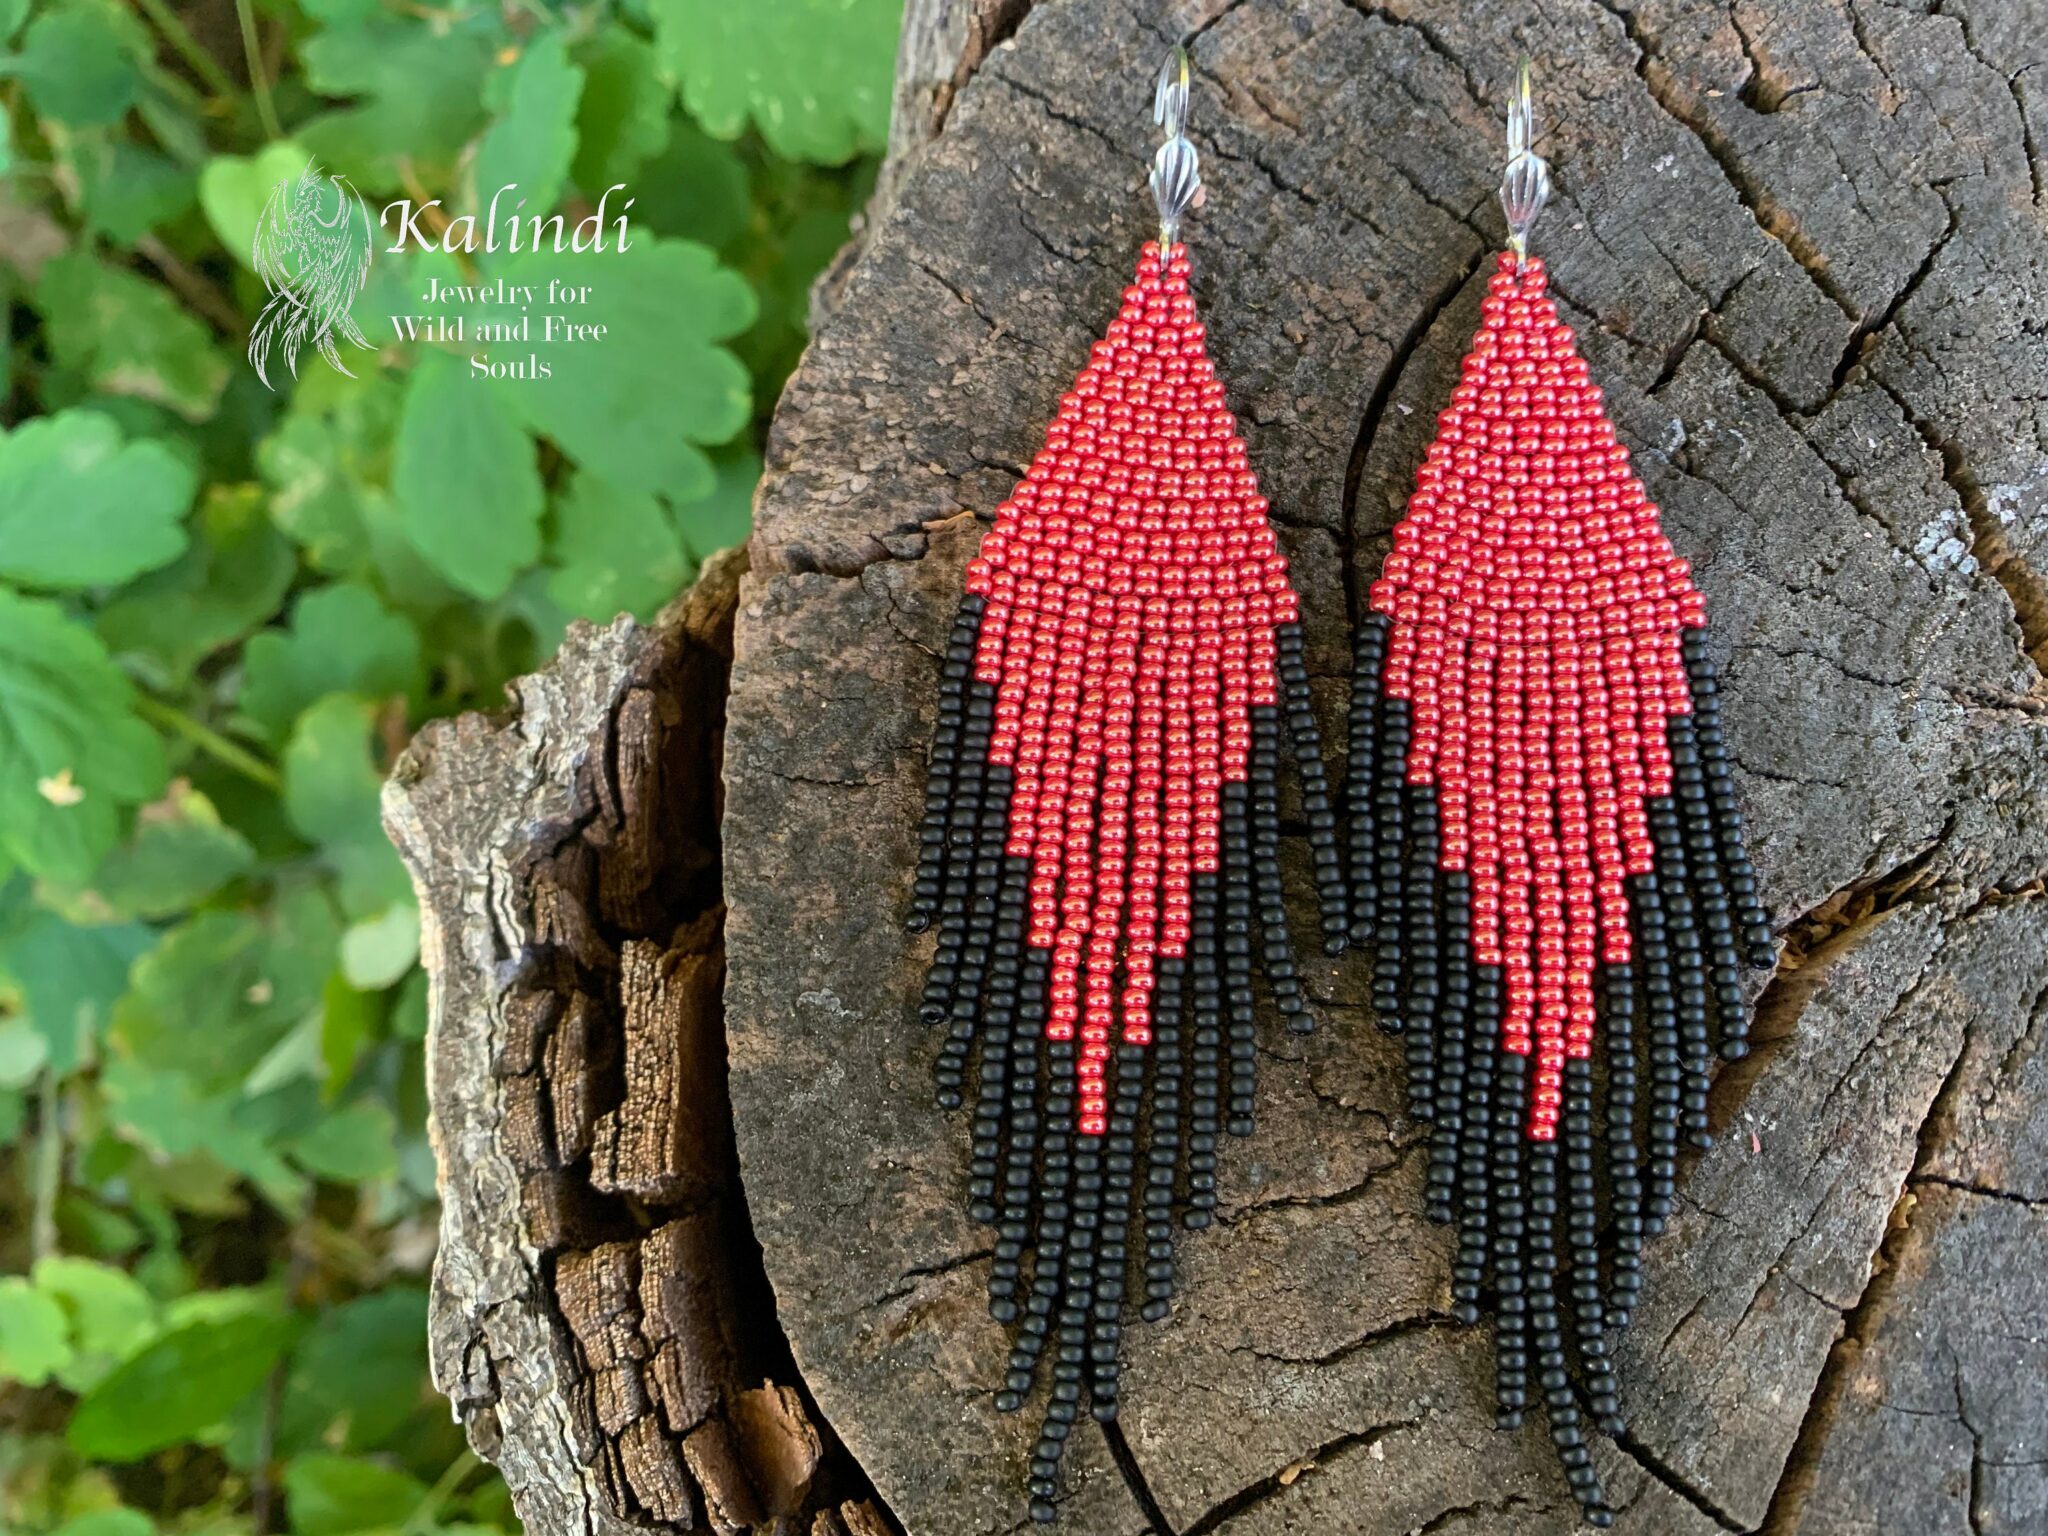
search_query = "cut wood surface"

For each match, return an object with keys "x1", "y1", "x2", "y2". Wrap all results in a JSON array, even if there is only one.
[{"x1": 392, "y1": 3, "x2": 2048, "y2": 1534}]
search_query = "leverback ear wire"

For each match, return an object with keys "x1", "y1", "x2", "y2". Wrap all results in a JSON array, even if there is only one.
[
  {"x1": 1152, "y1": 43, "x2": 1202, "y2": 247},
  {"x1": 1501, "y1": 55, "x2": 1552, "y2": 262}
]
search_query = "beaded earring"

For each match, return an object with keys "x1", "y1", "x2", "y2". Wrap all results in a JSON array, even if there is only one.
[
  {"x1": 1343, "y1": 61, "x2": 1774, "y2": 1526},
  {"x1": 908, "y1": 45, "x2": 1349, "y2": 1525}
]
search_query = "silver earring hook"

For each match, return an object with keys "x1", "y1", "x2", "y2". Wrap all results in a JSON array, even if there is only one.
[
  {"x1": 1500, "y1": 55, "x2": 1552, "y2": 261},
  {"x1": 1151, "y1": 42, "x2": 1202, "y2": 249}
]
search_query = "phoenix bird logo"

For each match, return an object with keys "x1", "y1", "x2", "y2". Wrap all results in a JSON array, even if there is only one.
[{"x1": 249, "y1": 162, "x2": 375, "y2": 389}]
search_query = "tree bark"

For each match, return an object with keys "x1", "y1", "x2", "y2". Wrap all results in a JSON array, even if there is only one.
[{"x1": 391, "y1": 3, "x2": 2048, "y2": 1535}]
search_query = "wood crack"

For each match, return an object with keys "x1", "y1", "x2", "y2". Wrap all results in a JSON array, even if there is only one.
[
  {"x1": 1830, "y1": 191, "x2": 1959, "y2": 391},
  {"x1": 1606, "y1": 1426, "x2": 1747, "y2": 1534},
  {"x1": 1875, "y1": 378, "x2": 2048, "y2": 676},
  {"x1": 1756, "y1": 998, "x2": 1979, "y2": 1536},
  {"x1": 1176, "y1": 1418, "x2": 1423, "y2": 1536},
  {"x1": 1589, "y1": 0, "x2": 1863, "y2": 326}
]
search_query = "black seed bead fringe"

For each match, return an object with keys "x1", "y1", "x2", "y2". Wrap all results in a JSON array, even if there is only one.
[
  {"x1": 908, "y1": 595, "x2": 986, "y2": 937},
  {"x1": 911, "y1": 597, "x2": 1326, "y2": 1525},
  {"x1": 1342, "y1": 624, "x2": 1778, "y2": 1527},
  {"x1": 1344, "y1": 614, "x2": 1390, "y2": 947},
  {"x1": 1275, "y1": 622, "x2": 1350, "y2": 955}
]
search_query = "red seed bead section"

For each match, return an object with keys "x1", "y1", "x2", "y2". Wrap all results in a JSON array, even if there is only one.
[
  {"x1": 1372, "y1": 253, "x2": 1707, "y2": 1139},
  {"x1": 964, "y1": 243, "x2": 1298, "y2": 1133}
]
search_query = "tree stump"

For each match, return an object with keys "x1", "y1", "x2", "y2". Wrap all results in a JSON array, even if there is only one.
[{"x1": 389, "y1": 3, "x2": 2048, "y2": 1534}]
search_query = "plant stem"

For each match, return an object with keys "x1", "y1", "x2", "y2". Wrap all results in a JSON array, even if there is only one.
[
  {"x1": 31, "y1": 1067, "x2": 61, "y2": 1264},
  {"x1": 402, "y1": 1450, "x2": 480, "y2": 1534},
  {"x1": 235, "y1": 0, "x2": 284, "y2": 142},
  {"x1": 135, "y1": 696, "x2": 284, "y2": 792},
  {"x1": 137, "y1": 235, "x2": 246, "y2": 334},
  {"x1": 128, "y1": 0, "x2": 239, "y2": 100}
]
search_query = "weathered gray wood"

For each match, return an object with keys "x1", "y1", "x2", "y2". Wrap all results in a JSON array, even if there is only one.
[
  {"x1": 402, "y1": 2, "x2": 2048, "y2": 1534},
  {"x1": 390, "y1": 552, "x2": 897, "y2": 1536}
]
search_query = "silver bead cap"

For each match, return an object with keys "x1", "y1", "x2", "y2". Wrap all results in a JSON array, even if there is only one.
[
  {"x1": 1151, "y1": 44, "x2": 1202, "y2": 247},
  {"x1": 1501, "y1": 56, "x2": 1552, "y2": 260}
]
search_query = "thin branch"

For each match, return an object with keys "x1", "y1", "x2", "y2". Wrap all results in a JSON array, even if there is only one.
[
  {"x1": 135, "y1": 696, "x2": 283, "y2": 792},
  {"x1": 31, "y1": 1067, "x2": 62, "y2": 1264},
  {"x1": 235, "y1": 0, "x2": 284, "y2": 142},
  {"x1": 127, "y1": 0, "x2": 239, "y2": 100},
  {"x1": 136, "y1": 235, "x2": 246, "y2": 335}
]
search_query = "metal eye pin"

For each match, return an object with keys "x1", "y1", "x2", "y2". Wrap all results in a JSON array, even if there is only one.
[
  {"x1": 1501, "y1": 54, "x2": 1553, "y2": 262},
  {"x1": 1151, "y1": 42, "x2": 1203, "y2": 249}
]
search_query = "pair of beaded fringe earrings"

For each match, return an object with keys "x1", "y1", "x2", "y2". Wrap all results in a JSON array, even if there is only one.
[{"x1": 909, "y1": 48, "x2": 1773, "y2": 1528}]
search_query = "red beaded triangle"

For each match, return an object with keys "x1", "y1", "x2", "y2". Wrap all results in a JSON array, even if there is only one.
[
  {"x1": 1374, "y1": 251, "x2": 1710, "y2": 1133},
  {"x1": 910, "y1": 241, "x2": 1346, "y2": 1522},
  {"x1": 969, "y1": 242, "x2": 1307, "y2": 1125},
  {"x1": 1346, "y1": 250, "x2": 1775, "y2": 1524}
]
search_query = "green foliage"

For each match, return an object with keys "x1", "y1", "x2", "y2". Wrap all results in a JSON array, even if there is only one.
[
  {"x1": 0, "y1": 0, "x2": 897, "y2": 1530},
  {"x1": 392, "y1": 354, "x2": 544, "y2": 599},
  {"x1": 652, "y1": 0, "x2": 899, "y2": 163},
  {"x1": 35, "y1": 253, "x2": 230, "y2": 419},
  {"x1": 69, "y1": 1308, "x2": 297, "y2": 1459},
  {"x1": 0, "y1": 411, "x2": 193, "y2": 587},
  {"x1": 9, "y1": 1, "x2": 146, "y2": 128},
  {"x1": 0, "y1": 589, "x2": 167, "y2": 880}
]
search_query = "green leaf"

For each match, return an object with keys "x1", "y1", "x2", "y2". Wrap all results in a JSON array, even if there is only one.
[
  {"x1": 318, "y1": 971, "x2": 378, "y2": 1090},
  {"x1": 11, "y1": 0, "x2": 145, "y2": 128},
  {"x1": 286, "y1": 1099, "x2": 396, "y2": 1182},
  {"x1": 33, "y1": 1254, "x2": 156, "y2": 1389},
  {"x1": 0, "y1": 590, "x2": 167, "y2": 881},
  {"x1": 285, "y1": 1453, "x2": 426, "y2": 1536},
  {"x1": 257, "y1": 382, "x2": 458, "y2": 610},
  {"x1": 102, "y1": 1062, "x2": 305, "y2": 1211},
  {"x1": 266, "y1": 1289, "x2": 428, "y2": 1456},
  {"x1": 390, "y1": 967, "x2": 428, "y2": 1043},
  {"x1": 74, "y1": 137, "x2": 198, "y2": 246},
  {"x1": 392, "y1": 353, "x2": 543, "y2": 599},
  {"x1": 339, "y1": 901, "x2": 418, "y2": 991},
  {"x1": 296, "y1": 6, "x2": 503, "y2": 187},
  {"x1": 34, "y1": 253, "x2": 229, "y2": 421},
  {"x1": 545, "y1": 472, "x2": 692, "y2": 621},
  {"x1": 480, "y1": 239, "x2": 754, "y2": 503},
  {"x1": 69, "y1": 1309, "x2": 295, "y2": 1460},
  {"x1": 55, "y1": 1191, "x2": 144, "y2": 1257},
  {"x1": 240, "y1": 585, "x2": 425, "y2": 746},
  {"x1": 0, "y1": 409, "x2": 192, "y2": 587},
  {"x1": 652, "y1": 0, "x2": 900, "y2": 163},
  {"x1": 244, "y1": 1012, "x2": 323, "y2": 1097},
  {"x1": 626, "y1": 119, "x2": 751, "y2": 250},
  {"x1": 97, "y1": 483, "x2": 297, "y2": 682},
  {"x1": 0, "y1": 1275, "x2": 73, "y2": 1385},
  {"x1": 474, "y1": 30, "x2": 583, "y2": 216},
  {"x1": 674, "y1": 446, "x2": 761, "y2": 561},
  {"x1": 83, "y1": 783, "x2": 257, "y2": 920},
  {"x1": 0, "y1": 1017, "x2": 46, "y2": 1086},
  {"x1": 0, "y1": 0, "x2": 26, "y2": 43},
  {"x1": 111, "y1": 882, "x2": 339, "y2": 1093},
  {"x1": 199, "y1": 141, "x2": 315, "y2": 267},
  {"x1": 282, "y1": 696, "x2": 410, "y2": 919},
  {"x1": 52, "y1": 1511, "x2": 155, "y2": 1536},
  {"x1": 571, "y1": 32, "x2": 671, "y2": 195},
  {"x1": 259, "y1": 409, "x2": 382, "y2": 572},
  {"x1": 0, "y1": 910, "x2": 151, "y2": 1071}
]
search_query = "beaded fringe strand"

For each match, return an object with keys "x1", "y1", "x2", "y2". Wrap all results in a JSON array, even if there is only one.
[{"x1": 1344, "y1": 252, "x2": 1774, "y2": 1525}]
